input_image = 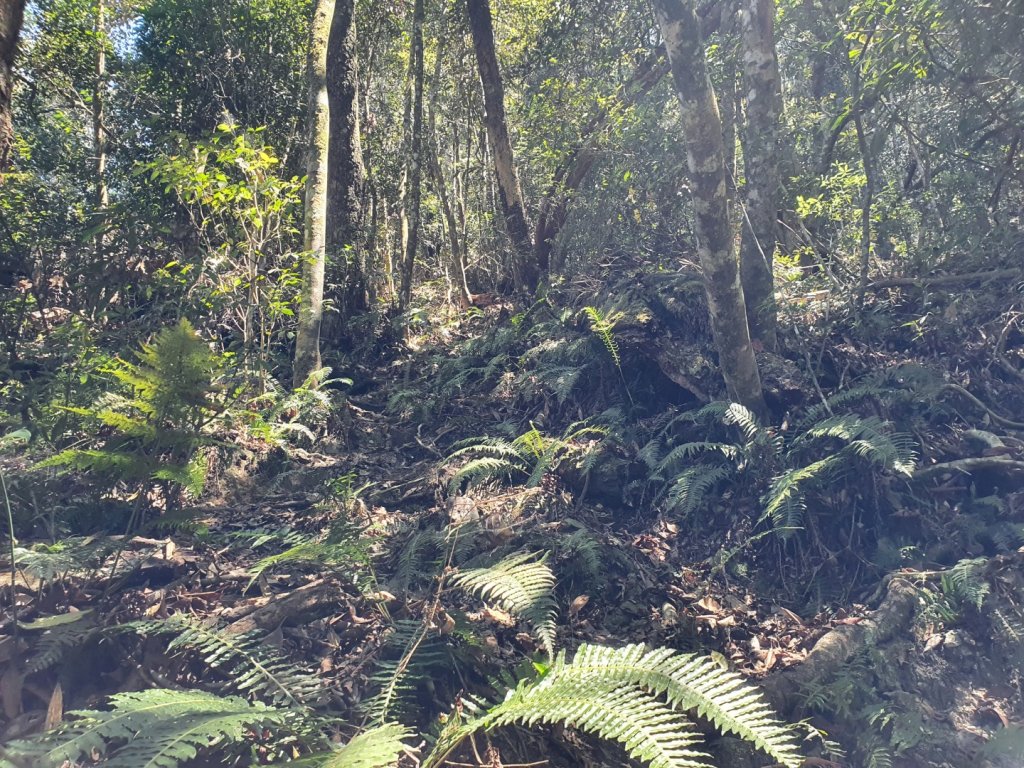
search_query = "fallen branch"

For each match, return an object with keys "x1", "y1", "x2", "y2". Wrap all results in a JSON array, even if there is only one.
[
  {"x1": 223, "y1": 578, "x2": 347, "y2": 634},
  {"x1": 913, "y1": 455, "x2": 1024, "y2": 480},
  {"x1": 942, "y1": 383, "x2": 1024, "y2": 430},
  {"x1": 761, "y1": 578, "x2": 918, "y2": 714},
  {"x1": 867, "y1": 268, "x2": 1020, "y2": 290}
]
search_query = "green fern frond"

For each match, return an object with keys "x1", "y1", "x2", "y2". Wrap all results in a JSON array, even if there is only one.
[
  {"x1": 450, "y1": 552, "x2": 557, "y2": 658},
  {"x1": 658, "y1": 442, "x2": 738, "y2": 471},
  {"x1": 666, "y1": 466, "x2": 732, "y2": 517},
  {"x1": 22, "y1": 610, "x2": 100, "y2": 673},
  {"x1": 448, "y1": 456, "x2": 523, "y2": 492},
  {"x1": 323, "y1": 723, "x2": 411, "y2": 768},
  {"x1": 761, "y1": 456, "x2": 843, "y2": 535},
  {"x1": 5, "y1": 689, "x2": 300, "y2": 768},
  {"x1": 126, "y1": 616, "x2": 323, "y2": 707},
  {"x1": 426, "y1": 643, "x2": 800, "y2": 768},
  {"x1": 13, "y1": 537, "x2": 117, "y2": 582},
  {"x1": 942, "y1": 557, "x2": 990, "y2": 610},
  {"x1": 722, "y1": 403, "x2": 762, "y2": 442},
  {"x1": 582, "y1": 306, "x2": 622, "y2": 369}
]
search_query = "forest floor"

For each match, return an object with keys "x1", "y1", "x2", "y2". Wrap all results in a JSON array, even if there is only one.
[{"x1": 4, "y1": 277, "x2": 1024, "y2": 768}]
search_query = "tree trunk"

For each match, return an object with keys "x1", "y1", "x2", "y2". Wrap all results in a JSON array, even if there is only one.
[
  {"x1": 738, "y1": 0, "x2": 781, "y2": 349},
  {"x1": 92, "y1": 0, "x2": 109, "y2": 259},
  {"x1": 324, "y1": 0, "x2": 366, "y2": 331},
  {"x1": 427, "y1": 34, "x2": 471, "y2": 309},
  {"x1": 653, "y1": 0, "x2": 767, "y2": 417},
  {"x1": 399, "y1": 0, "x2": 425, "y2": 311},
  {"x1": 466, "y1": 0, "x2": 538, "y2": 293},
  {"x1": 0, "y1": 0, "x2": 26, "y2": 174},
  {"x1": 293, "y1": 0, "x2": 335, "y2": 387}
]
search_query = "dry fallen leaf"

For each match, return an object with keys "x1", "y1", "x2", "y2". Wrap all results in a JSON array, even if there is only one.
[
  {"x1": 569, "y1": 595, "x2": 590, "y2": 617},
  {"x1": 44, "y1": 683, "x2": 64, "y2": 731}
]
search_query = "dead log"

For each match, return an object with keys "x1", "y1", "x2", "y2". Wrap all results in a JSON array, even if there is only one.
[{"x1": 761, "y1": 578, "x2": 919, "y2": 714}]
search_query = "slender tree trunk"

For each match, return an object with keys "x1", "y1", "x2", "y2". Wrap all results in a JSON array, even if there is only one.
[
  {"x1": 653, "y1": 0, "x2": 766, "y2": 417},
  {"x1": 399, "y1": 0, "x2": 425, "y2": 311},
  {"x1": 293, "y1": 0, "x2": 335, "y2": 387},
  {"x1": 0, "y1": 0, "x2": 26, "y2": 175},
  {"x1": 427, "y1": 37, "x2": 471, "y2": 308},
  {"x1": 324, "y1": 0, "x2": 366, "y2": 330},
  {"x1": 738, "y1": 0, "x2": 781, "y2": 349},
  {"x1": 854, "y1": 112, "x2": 874, "y2": 307},
  {"x1": 466, "y1": 0, "x2": 537, "y2": 293},
  {"x1": 92, "y1": 0, "x2": 109, "y2": 258}
]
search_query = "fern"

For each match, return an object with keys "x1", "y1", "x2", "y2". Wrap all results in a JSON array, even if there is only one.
[
  {"x1": 450, "y1": 551, "x2": 557, "y2": 658},
  {"x1": 941, "y1": 557, "x2": 990, "y2": 610},
  {"x1": 125, "y1": 616, "x2": 323, "y2": 707},
  {"x1": 665, "y1": 466, "x2": 732, "y2": 517},
  {"x1": 446, "y1": 422, "x2": 606, "y2": 493},
  {"x1": 760, "y1": 456, "x2": 843, "y2": 535},
  {"x1": 21, "y1": 610, "x2": 101, "y2": 673},
  {"x1": 323, "y1": 723, "x2": 411, "y2": 768},
  {"x1": 3, "y1": 689, "x2": 302, "y2": 768},
  {"x1": 582, "y1": 306, "x2": 622, "y2": 369},
  {"x1": 426, "y1": 643, "x2": 801, "y2": 768},
  {"x1": 12, "y1": 536, "x2": 116, "y2": 582},
  {"x1": 36, "y1": 319, "x2": 220, "y2": 501}
]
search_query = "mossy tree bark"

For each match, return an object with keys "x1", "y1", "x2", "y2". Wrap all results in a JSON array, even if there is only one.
[
  {"x1": 653, "y1": 0, "x2": 767, "y2": 417},
  {"x1": 738, "y1": 0, "x2": 781, "y2": 349},
  {"x1": 467, "y1": 0, "x2": 538, "y2": 293},
  {"x1": 293, "y1": 0, "x2": 335, "y2": 387},
  {"x1": 0, "y1": 0, "x2": 26, "y2": 174},
  {"x1": 324, "y1": 0, "x2": 366, "y2": 332}
]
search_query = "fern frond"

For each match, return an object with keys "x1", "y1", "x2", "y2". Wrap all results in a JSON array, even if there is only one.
[
  {"x1": 322, "y1": 723, "x2": 411, "y2": 768},
  {"x1": 448, "y1": 456, "x2": 523, "y2": 492},
  {"x1": 942, "y1": 557, "x2": 990, "y2": 610},
  {"x1": 22, "y1": 610, "x2": 100, "y2": 673},
  {"x1": 658, "y1": 443, "x2": 738, "y2": 471},
  {"x1": 450, "y1": 552, "x2": 557, "y2": 658},
  {"x1": 666, "y1": 466, "x2": 732, "y2": 517},
  {"x1": 7, "y1": 689, "x2": 299, "y2": 768},
  {"x1": 555, "y1": 644, "x2": 801, "y2": 766},
  {"x1": 582, "y1": 306, "x2": 621, "y2": 369},
  {"x1": 722, "y1": 403, "x2": 762, "y2": 442},
  {"x1": 127, "y1": 616, "x2": 322, "y2": 707},
  {"x1": 761, "y1": 456, "x2": 843, "y2": 535},
  {"x1": 426, "y1": 643, "x2": 800, "y2": 768}
]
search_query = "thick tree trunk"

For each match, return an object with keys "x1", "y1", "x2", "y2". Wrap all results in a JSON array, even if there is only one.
[
  {"x1": 466, "y1": 0, "x2": 538, "y2": 293},
  {"x1": 738, "y1": 0, "x2": 781, "y2": 348},
  {"x1": 324, "y1": 0, "x2": 366, "y2": 330},
  {"x1": 653, "y1": 0, "x2": 767, "y2": 417},
  {"x1": 0, "y1": 0, "x2": 26, "y2": 174},
  {"x1": 399, "y1": 0, "x2": 425, "y2": 311},
  {"x1": 293, "y1": 0, "x2": 335, "y2": 387}
]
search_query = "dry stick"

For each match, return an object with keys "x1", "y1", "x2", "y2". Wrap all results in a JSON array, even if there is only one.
[
  {"x1": 942, "y1": 383, "x2": 1024, "y2": 430},
  {"x1": 867, "y1": 268, "x2": 1021, "y2": 290}
]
